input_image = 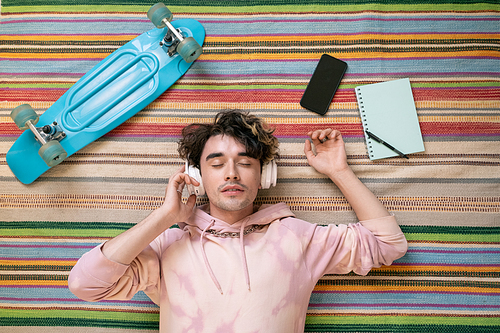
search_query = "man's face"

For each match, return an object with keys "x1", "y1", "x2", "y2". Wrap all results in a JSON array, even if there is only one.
[{"x1": 199, "y1": 134, "x2": 261, "y2": 219}]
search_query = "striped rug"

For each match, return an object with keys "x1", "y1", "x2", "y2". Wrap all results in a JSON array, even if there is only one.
[{"x1": 1, "y1": 0, "x2": 499, "y2": 332}]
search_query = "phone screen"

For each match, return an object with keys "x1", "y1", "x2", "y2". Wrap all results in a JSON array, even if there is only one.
[{"x1": 300, "y1": 54, "x2": 347, "y2": 115}]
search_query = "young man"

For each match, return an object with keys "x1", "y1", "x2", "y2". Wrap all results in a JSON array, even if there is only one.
[{"x1": 69, "y1": 110, "x2": 407, "y2": 332}]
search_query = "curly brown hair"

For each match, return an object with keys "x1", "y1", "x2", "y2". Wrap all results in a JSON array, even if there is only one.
[{"x1": 178, "y1": 110, "x2": 279, "y2": 169}]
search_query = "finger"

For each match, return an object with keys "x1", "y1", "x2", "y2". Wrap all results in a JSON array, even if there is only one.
[
  {"x1": 177, "y1": 174, "x2": 201, "y2": 198},
  {"x1": 171, "y1": 172, "x2": 200, "y2": 187},
  {"x1": 309, "y1": 129, "x2": 333, "y2": 143},
  {"x1": 304, "y1": 139, "x2": 311, "y2": 154},
  {"x1": 304, "y1": 139, "x2": 316, "y2": 161},
  {"x1": 318, "y1": 128, "x2": 333, "y2": 142},
  {"x1": 185, "y1": 174, "x2": 200, "y2": 186},
  {"x1": 329, "y1": 129, "x2": 342, "y2": 142},
  {"x1": 186, "y1": 193, "x2": 197, "y2": 209},
  {"x1": 308, "y1": 130, "x2": 323, "y2": 143},
  {"x1": 168, "y1": 172, "x2": 191, "y2": 196},
  {"x1": 167, "y1": 174, "x2": 181, "y2": 192},
  {"x1": 171, "y1": 165, "x2": 185, "y2": 176},
  {"x1": 169, "y1": 165, "x2": 185, "y2": 180}
]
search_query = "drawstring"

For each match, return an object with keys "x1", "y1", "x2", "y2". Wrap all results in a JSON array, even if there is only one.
[
  {"x1": 199, "y1": 219, "x2": 253, "y2": 294},
  {"x1": 240, "y1": 222, "x2": 251, "y2": 291},
  {"x1": 200, "y1": 220, "x2": 223, "y2": 294}
]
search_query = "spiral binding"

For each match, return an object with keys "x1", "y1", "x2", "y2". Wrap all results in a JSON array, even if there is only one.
[{"x1": 356, "y1": 87, "x2": 374, "y2": 158}]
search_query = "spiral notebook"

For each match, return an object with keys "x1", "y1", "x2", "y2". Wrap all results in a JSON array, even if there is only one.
[{"x1": 355, "y1": 78, "x2": 425, "y2": 160}]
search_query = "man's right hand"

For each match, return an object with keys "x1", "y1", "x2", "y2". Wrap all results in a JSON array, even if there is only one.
[
  {"x1": 160, "y1": 165, "x2": 199, "y2": 224},
  {"x1": 101, "y1": 166, "x2": 200, "y2": 265}
]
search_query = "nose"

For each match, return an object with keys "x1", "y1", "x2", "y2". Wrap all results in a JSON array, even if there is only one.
[{"x1": 224, "y1": 161, "x2": 240, "y2": 181}]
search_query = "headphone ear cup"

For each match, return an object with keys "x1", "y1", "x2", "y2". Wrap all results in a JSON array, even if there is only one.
[
  {"x1": 190, "y1": 166, "x2": 205, "y2": 196},
  {"x1": 184, "y1": 160, "x2": 205, "y2": 196},
  {"x1": 270, "y1": 159, "x2": 277, "y2": 187},
  {"x1": 260, "y1": 162, "x2": 270, "y2": 189},
  {"x1": 260, "y1": 160, "x2": 277, "y2": 189}
]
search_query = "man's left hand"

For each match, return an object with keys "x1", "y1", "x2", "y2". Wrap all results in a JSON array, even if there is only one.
[{"x1": 304, "y1": 128, "x2": 350, "y2": 178}]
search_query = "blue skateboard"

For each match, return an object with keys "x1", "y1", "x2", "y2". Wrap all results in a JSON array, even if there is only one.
[{"x1": 6, "y1": 3, "x2": 205, "y2": 184}]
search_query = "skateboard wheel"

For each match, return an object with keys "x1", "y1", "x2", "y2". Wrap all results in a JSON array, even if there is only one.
[
  {"x1": 11, "y1": 104, "x2": 39, "y2": 130},
  {"x1": 38, "y1": 140, "x2": 68, "y2": 167},
  {"x1": 177, "y1": 37, "x2": 203, "y2": 63},
  {"x1": 147, "y1": 3, "x2": 173, "y2": 29}
]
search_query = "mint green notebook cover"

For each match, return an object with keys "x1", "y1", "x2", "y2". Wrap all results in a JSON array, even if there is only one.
[{"x1": 355, "y1": 78, "x2": 425, "y2": 160}]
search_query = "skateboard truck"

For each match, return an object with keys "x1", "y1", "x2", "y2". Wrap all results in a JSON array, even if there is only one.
[
  {"x1": 29, "y1": 121, "x2": 66, "y2": 146},
  {"x1": 27, "y1": 120, "x2": 67, "y2": 166},
  {"x1": 10, "y1": 104, "x2": 68, "y2": 167},
  {"x1": 160, "y1": 27, "x2": 186, "y2": 57},
  {"x1": 148, "y1": 2, "x2": 202, "y2": 63}
]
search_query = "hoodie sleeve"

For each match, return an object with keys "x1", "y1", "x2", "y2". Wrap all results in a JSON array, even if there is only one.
[
  {"x1": 298, "y1": 214, "x2": 408, "y2": 279},
  {"x1": 68, "y1": 243, "x2": 161, "y2": 304}
]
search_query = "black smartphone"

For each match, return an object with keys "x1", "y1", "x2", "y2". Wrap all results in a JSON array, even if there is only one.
[{"x1": 300, "y1": 54, "x2": 348, "y2": 115}]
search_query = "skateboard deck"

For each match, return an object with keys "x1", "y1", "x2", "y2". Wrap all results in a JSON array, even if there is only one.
[{"x1": 7, "y1": 7, "x2": 205, "y2": 184}]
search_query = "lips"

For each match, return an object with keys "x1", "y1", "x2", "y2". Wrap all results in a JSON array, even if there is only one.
[{"x1": 221, "y1": 184, "x2": 245, "y2": 194}]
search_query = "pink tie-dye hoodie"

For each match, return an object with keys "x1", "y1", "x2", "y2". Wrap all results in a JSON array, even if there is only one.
[{"x1": 69, "y1": 203, "x2": 407, "y2": 332}]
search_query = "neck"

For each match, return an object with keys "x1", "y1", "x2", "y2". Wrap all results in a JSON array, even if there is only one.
[{"x1": 208, "y1": 203, "x2": 255, "y2": 224}]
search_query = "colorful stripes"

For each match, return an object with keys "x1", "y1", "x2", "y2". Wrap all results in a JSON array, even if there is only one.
[
  {"x1": 1, "y1": 193, "x2": 499, "y2": 214},
  {"x1": 0, "y1": 222, "x2": 158, "y2": 328},
  {"x1": 1, "y1": 222, "x2": 499, "y2": 331},
  {"x1": 1, "y1": 0, "x2": 500, "y2": 332},
  {"x1": 306, "y1": 226, "x2": 500, "y2": 332}
]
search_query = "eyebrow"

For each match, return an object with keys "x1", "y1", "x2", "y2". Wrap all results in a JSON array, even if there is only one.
[{"x1": 205, "y1": 152, "x2": 250, "y2": 161}]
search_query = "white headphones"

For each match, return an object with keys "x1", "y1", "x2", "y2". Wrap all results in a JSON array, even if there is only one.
[
  {"x1": 184, "y1": 158, "x2": 205, "y2": 196},
  {"x1": 184, "y1": 158, "x2": 277, "y2": 196}
]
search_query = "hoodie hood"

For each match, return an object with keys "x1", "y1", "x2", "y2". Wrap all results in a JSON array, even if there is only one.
[{"x1": 177, "y1": 202, "x2": 295, "y2": 294}]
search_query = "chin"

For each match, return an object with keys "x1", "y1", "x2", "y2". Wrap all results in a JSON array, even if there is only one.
[{"x1": 215, "y1": 198, "x2": 253, "y2": 212}]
